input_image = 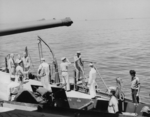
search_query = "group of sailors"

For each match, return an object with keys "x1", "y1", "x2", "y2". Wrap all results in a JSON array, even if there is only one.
[
  {"x1": 38, "y1": 50, "x2": 141, "y2": 111},
  {"x1": 8, "y1": 52, "x2": 30, "y2": 83},
  {"x1": 7, "y1": 50, "x2": 30, "y2": 101},
  {"x1": 7, "y1": 50, "x2": 97, "y2": 100},
  {"x1": 108, "y1": 70, "x2": 141, "y2": 114},
  {"x1": 8, "y1": 53, "x2": 51, "y2": 99},
  {"x1": 61, "y1": 51, "x2": 141, "y2": 114},
  {"x1": 6, "y1": 50, "x2": 143, "y2": 114},
  {"x1": 60, "y1": 51, "x2": 97, "y2": 98}
]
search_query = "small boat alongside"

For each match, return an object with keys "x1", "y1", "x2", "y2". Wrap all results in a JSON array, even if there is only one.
[{"x1": 0, "y1": 18, "x2": 150, "y2": 117}]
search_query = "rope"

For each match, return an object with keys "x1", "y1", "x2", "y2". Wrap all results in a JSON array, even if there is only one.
[{"x1": 94, "y1": 64, "x2": 108, "y2": 90}]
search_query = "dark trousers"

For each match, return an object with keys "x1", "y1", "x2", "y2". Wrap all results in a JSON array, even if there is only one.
[{"x1": 131, "y1": 89, "x2": 139, "y2": 103}]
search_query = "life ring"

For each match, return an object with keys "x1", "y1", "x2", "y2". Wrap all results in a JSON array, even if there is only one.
[{"x1": 119, "y1": 91, "x2": 125, "y2": 101}]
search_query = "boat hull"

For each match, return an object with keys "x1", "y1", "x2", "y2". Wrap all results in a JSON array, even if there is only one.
[
  {"x1": 0, "y1": 72, "x2": 150, "y2": 116},
  {"x1": 0, "y1": 104, "x2": 148, "y2": 117}
]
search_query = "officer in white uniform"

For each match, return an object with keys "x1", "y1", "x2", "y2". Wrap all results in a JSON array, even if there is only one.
[
  {"x1": 37, "y1": 58, "x2": 50, "y2": 91},
  {"x1": 88, "y1": 63, "x2": 97, "y2": 98},
  {"x1": 60, "y1": 57, "x2": 71, "y2": 91}
]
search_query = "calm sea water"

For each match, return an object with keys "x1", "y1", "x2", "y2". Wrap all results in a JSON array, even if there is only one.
[{"x1": 0, "y1": 18, "x2": 150, "y2": 103}]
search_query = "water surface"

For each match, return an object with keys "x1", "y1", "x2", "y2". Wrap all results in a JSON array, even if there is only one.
[{"x1": 0, "y1": 18, "x2": 150, "y2": 103}]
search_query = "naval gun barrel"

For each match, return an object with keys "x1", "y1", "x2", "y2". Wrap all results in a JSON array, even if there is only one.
[{"x1": 0, "y1": 17, "x2": 73, "y2": 36}]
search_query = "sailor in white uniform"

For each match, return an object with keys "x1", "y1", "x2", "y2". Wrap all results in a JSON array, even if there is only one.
[
  {"x1": 37, "y1": 58, "x2": 50, "y2": 91},
  {"x1": 60, "y1": 57, "x2": 71, "y2": 91},
  {"x1": 15, "y1": 59, "x2": 26, "y2": 82},
  {"x1": 88, "y1": 63, "x2": 97, "y2": 98},
  {"x1": 108, "y1": 89, "x2": 119, "y2": 113},
  {"x1": 8, "y1": 53, "x2": 15, "y2": 81}
]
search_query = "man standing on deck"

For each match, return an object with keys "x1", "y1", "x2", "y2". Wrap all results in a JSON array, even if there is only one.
[
  {"x1": 130, "y1": 70, "x2": 140, "y2": 106},
  {"x1": 8, "y1": 53, "x2": 16, "y2": 81},
  {"x1": 108, "y1": 89, "x2": 119, "y2": 113},
  {"x1": 37, "y1": 58, "x2": 50, "y2": 91},
  {"x1": 74, "y1": 51, "x2": 84, "y2": 82},
  {"x1": 88, "y1": 63, "x2": 97, "y2": 98},
  {"x1": 60, "y1": 57, "x2": 71, "y2": 91},
  {"x1": 22, "y1": 51, "x2": 30, "y2": 80},
  {"x1": 115, "y1": 77, "x2": 123, "y2": 99},
  {"x1": 15, "y1": 59, "x2": 28, "y2": 83}
]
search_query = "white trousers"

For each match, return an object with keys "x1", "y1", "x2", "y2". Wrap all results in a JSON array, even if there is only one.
[
  {"x1": 9, "y1": 67, "x2": 15, "y2": 78},
  {"x1": 89, "y1": 82, "x2": 96, "y2": 98},
  {"x1": 41, "y1": 75, "x2": 51, "y2": 91},
  {"x1": 62, "y1": 72, "x2": 70, "y2": 91}
]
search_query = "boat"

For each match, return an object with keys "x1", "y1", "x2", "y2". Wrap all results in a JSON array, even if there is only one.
[{"x1": 0, "y1": 17, "x2": 150, "y2": 117}]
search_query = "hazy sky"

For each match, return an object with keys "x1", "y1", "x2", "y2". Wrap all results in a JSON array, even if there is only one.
[{"x1": 0, "y1": 0, "x2": 150, "y2": 24}]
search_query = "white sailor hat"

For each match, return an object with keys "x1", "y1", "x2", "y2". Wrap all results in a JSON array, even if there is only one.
[
  {"x1": 116, "y1": 77, "x2": 121, "y2": 82},
  {"x1": 77, "y1": 51, "x2": 81, "y2": 54},
  {"x1": 89, "y1": 63, "x2": 94, "y2": 67},
  {"x1": 141, "y1": 106, "x2": 150, "y2": 113},
  {"x1": 41, "y1": 58, "x2": 45, "y2": 61},
  {"x1": 61, "y1": 57, "x2": 66, "y2": 61}
]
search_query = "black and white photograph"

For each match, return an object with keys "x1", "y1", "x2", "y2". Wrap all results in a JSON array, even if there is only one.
[{"x1": 0, "y1": 0, "x2": 150, "y2": 116}]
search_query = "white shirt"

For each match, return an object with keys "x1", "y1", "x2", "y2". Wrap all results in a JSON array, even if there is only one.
[
  {"x1": 60, "y1": 62, "x2": 70, "y2": 72},
  {"x1": 22, "y1": 56, "x2": 30, "y2": 68},
  {"x1": 74, "y1": 55, "x2": 81, "y2": 62},
  {"x1": 16, "y1": 66, "x2": 24, "y2": 77},
  {"x1": 108, "y1": 96, "x2": 119, "y2": 113},
  {"x1": 8, "y1": 58, "x2": 15, "y2": 69},
  {"x1": 38, "y1": 62, "x2": 49, "y2": 76},
  {"x1": 88, "y1": 68, "x2": 96, "y2": 85},
  {"x1": 131, "y1": 77, "x2": 139, "y2": 89}
]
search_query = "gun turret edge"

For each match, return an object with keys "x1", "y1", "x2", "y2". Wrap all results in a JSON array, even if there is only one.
[{"x1": 0, "y1": 17, "x2": 73, "y2": 36}]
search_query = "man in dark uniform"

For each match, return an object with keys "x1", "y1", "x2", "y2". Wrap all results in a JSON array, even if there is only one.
[{"x1": 74, "y1": 51, "x2": 84, "y2": 90}]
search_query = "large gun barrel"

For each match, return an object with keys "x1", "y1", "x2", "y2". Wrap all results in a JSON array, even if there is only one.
[{"x1": 0, "y1": 17, "x2": 73, "y2": 36}]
